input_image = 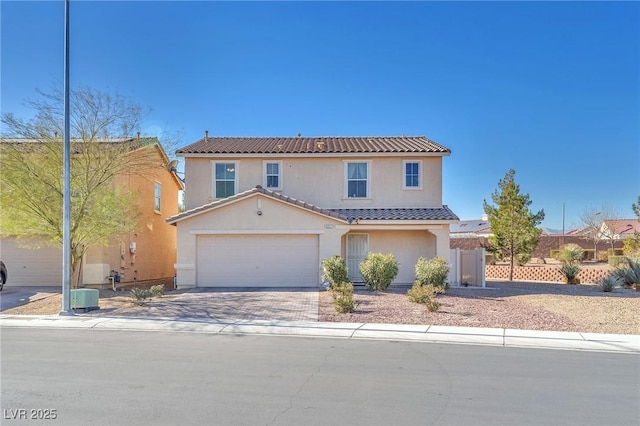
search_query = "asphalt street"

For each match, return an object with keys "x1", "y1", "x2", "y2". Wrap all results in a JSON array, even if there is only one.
[{"x1": 1, "y1": 328, "x2": 638, "y2": 426}]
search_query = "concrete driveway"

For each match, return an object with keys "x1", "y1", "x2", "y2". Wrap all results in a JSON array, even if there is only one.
[
  {"x1": 90, "y1": 287, "x2": 320, "y2": 322},
  {"x1": 0, "y1": 286, "x2": 61, "y2": 311}
]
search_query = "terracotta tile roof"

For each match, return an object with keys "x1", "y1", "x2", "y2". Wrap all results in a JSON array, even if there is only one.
[
  {"x1": 167, "y1": 186, "x2": 459, "y2": 224},
  {"x1": 328, "y1": 207, "x2": 459, "y2": 221},
  {"x1": 176, "y1": 136, "x2": 450, "y2": 155},
  {"x1": 603, "y1": 219, "x2": 640, "y2": 235}
]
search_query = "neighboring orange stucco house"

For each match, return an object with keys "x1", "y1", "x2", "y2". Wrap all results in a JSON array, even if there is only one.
[{"x1": 1, "y1": 137, "x2": 184, "y2": 288}]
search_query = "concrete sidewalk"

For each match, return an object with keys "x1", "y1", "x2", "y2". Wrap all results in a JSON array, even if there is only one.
[{"x1": 1, "y1": 314, "x2": 638, "y2": 354}]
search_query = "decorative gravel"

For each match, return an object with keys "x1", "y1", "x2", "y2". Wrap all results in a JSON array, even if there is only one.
[
  {"x1": 4, "y1": 281, "x2": 639, "y2": 335},
  {"x1": 319, "y1": 281, "x2": 640, "y2": 335}
]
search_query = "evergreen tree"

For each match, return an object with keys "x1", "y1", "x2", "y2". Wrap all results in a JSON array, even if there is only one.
[{"x1": 483, "y1": 169, "x2": 545, "y2": 281}]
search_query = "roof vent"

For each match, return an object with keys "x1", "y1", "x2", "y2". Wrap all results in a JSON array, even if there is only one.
[
  {"x1": 297, "y1": 133, "x2": 302, "y2": 138},
  {"x1": 205, "y1": 130, "x2": 209, "y2": 142}
]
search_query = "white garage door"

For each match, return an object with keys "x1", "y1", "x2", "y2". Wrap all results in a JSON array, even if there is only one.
[
  {"x1": 196, "y1": 234, "x2": 319, "y2": 287},
  {"x1": 0, "y1": 238, "x2": 62, "y2": 286}
]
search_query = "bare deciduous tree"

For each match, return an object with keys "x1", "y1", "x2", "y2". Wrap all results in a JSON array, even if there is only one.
[{"x1": 578, "y1": 206, "x2": 618, "y2": 260}]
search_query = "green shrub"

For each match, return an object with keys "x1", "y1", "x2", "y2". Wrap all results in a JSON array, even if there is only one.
[
  {"x1": 557, "y1": 244, "x2": 584, "y2": 265},
  {"x1": 611, "y1": 256, "x2": 640, "y2": 288},
  {"x1": 550, "y1": 249, "x2": 560, "y2": 260},
  {"x1": 130, "y1": 287, "x2": 152, "y2": 305},
  {"x1": 597, "y1": 275, "x2": 620, "y2": 292},
  {"x1": 609, "y1": 256, "x2": 626, "y2": 268},
  {"x1": 331, "y1": 281, "x2": 355, "y2": 313},
  {"x1": 359, "y1": 253, "x2": 399, "y2": 291},
  {"x1": 150, "y1": 284, "x2": 165, "y2": 297},
  {"x1": 322, "y1": 256, "x2": 349, "y2": 289},
  {"x1": 415, "y1": 257, "x2": 449, "y2": 291},
  {"x1": 559, "y1": 263, "x2": 581, "y2": 284}
]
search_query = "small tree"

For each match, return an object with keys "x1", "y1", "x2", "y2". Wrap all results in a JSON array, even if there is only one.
[
  {"x1": 0, "y1": 86, "x2": 176, "y2": 286},
  {"x1": 483, "y1": 169, "x2": 545, "y2": 281},
  {"x1": 359, "y1": 253, "x2": 399, "y2": 291},
  {"x1": 577, "y1": 206, "x2": 616, "y2": 261}
]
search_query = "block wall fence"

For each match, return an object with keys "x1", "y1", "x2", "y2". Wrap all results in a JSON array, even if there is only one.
[{"x1": 485, "y1": 264, "x2": 612, "y2": 284}]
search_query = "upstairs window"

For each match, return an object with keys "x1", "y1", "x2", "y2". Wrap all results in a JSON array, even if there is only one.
[
  {"x1": 403, "y1": 160, "x2": 421, "y2": 189},
  {"x1": 264, "y1": 161, "x2": 282, "y2": 190},
  {"x1": 345, "y1": 162, "x2": 369, "y2": 198},
  {"x1": 154, "y1": 182, "x2": 161, "y2": 212},
  {"x1": 214, "y1": 162, "x2": 236, "y2": 199}
]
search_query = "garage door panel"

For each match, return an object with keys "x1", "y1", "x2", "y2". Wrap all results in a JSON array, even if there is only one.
[{"x1": 196, "y1": 235, "x2": 318, "y2": 287}]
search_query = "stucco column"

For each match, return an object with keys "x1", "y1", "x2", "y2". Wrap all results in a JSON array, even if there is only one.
[{"x1": 430, "y1": 227, "x2": 451, "y2": 264}]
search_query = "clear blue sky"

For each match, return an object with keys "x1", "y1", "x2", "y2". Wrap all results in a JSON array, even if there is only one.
[{"x1": 2, "y1": 1, "x2": 639, "y2": 231}]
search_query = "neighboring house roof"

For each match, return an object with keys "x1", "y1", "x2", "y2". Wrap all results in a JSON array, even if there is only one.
[
  {"x1": 167, "y1": 185, "x2": 458, "y2": 224},
  {"x1": 176, "y1": 135, "x2": 450, "y2": 155},
  {"x1": 1, "y1": 136, "x2": 184, "y2": 190},
  {"x1": 449, "y1": 220, "x2": 491, "y2": 234},
  {"x1": 602, "y1": 219, "x2": 640, "y2": 237}
]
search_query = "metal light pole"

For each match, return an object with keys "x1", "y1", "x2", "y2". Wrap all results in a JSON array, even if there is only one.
[{"x1": 60, "y1": 0, "x2": 73, "y2": 315}]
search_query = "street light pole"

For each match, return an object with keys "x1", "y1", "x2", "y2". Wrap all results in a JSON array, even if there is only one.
[{"x1": 60, "y1": 0, "x2": 73, "y2": 315}]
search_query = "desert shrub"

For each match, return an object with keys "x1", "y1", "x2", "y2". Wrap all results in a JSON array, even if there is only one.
[
  {"x1": 130, "y1": 287, "x2": 152, "y2": 305},
  {"x1": 559, "y1": 263, "x2": 581, "y2": 284},
  {"x1": 623, "y1": 233, "x2": 640, "y2": 256},
  {"x1": 485, "y1": 254, "x2": 496, "y2": 265},
  {"x1": 426, "y1": 298, "x2": 441, "y2": 313},
  {"x1": 415, "y1": 257, "x2": 449, "y2": 291},
  {"x1": 607, "y1": 248, "x2": 624, "y2": 257},
  {"x1": 550, "y1": 249, "x2": 560, "y2": 260},
  {"x1": 611, "y1": 256, "x2": 640, "y2": 288},
  {"x1": 322, "y1": 256, "x2": 349, "y2": 289},
  {"x1": 359, "y1": 253, "x2": 399, "y2": 291},
  {"x1": 557, "y1": 244, "x2": 584, "y2": 265},
  {"x1": 150, "y1": 284, "x2": 165, "y2": 297},
  {"x1": 597, "y1": 275, "x2": 620, "y2": 292},
  {"x1": 598, "y1": 250, "x2": 609, "y2": 262},
  {"x1": 331, "y1": 281, "x2": 355, "y2": 313},
  {"x1": 609, "y1": 256, "x2": 626, "y2": 268},
  {"x1": 582, "y1": 249, "x2": 595, "y2": 261},
  {"x1": 407, "y1": 282, "x2": 435, "y2": 304}
]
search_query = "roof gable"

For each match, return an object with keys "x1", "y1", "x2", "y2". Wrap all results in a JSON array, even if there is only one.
[
  {"x1": 177, "y1": 135, "x2": 450, "y2": 155},
  {"x1": 168, "y1": 186, "x2": 459, "y2": 225}
]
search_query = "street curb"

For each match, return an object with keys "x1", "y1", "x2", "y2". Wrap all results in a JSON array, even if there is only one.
[{"x1": 1, "y1": 314, "x2": 638, "y2": 353}]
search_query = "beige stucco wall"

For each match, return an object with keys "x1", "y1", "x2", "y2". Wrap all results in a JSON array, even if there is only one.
[
  {"x1": 183, "y1": 155, "x2": 443, "y2": 210},
  {"x1": 84, "y1": 149, "x2": 181, "y2": 286},
  {"x1": 341, "y1": 230, "x2": 437, "y2": 285},
  {"x1": 174, "y1": 194, "x2": 348, "y2": 288}
]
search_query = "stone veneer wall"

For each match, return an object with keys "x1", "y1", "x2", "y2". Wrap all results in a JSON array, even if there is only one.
[{"x1": 486, "y1": 264, "x2": 612, "y2": 284}]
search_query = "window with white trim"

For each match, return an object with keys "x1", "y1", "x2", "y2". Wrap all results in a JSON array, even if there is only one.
[
  {"x1": 263, "y1": 161, "x2": 282, "y2": 190},
  {"x1": 403, "y1": 160, "x2": 421, "y2": 189},
  {"x1": 345, "y1": 161, "x2": 369, "y2": 198},
  {"x1": 214, "y1": 162, "x2": 237, "y2": 199},
  {"x1": 154, "y1": 182, "x2": 161, "y2": 212}
]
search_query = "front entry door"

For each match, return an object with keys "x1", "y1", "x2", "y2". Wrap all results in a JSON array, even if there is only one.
[{"x1": 347, "y1": 234, "x2": 369, "y2": 283}]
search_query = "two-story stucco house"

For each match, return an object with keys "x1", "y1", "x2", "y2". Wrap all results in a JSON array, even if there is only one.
[
  {"x1": 168, "y1": 135, "x2": 459, "y2": 289},
  {"x1": 0, "y1": 137, "x2": 184, "y2": 288}
]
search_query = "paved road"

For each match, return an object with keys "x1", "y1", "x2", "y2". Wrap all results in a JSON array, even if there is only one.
[{"x1": 2, "y1": 328, "x2": 638, "y2": 426}]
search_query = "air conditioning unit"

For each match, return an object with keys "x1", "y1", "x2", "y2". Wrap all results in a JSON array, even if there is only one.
[{"x1": 71, "y1": 289, "x2": 99, "y2": 311}]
